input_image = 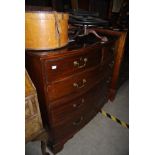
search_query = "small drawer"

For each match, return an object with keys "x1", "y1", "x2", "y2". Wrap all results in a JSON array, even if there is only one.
[
  {"x1": 44, "y1": 47, "x2": 102, "y2": 83},
  {"x1": 47, "y1": 67, "x2": 103, "y2": 102}
]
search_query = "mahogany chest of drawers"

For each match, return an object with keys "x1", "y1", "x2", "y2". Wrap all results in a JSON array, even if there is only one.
[{"x1": 25, "y1": 29, "x2": 126, "y2": 153}]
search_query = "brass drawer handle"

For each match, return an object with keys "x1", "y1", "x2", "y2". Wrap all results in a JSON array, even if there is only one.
[
  {"x1": 73, "y1": 79, "x2": 86, "y2": 89},
  {"x1": 73, "y1": 116, "x2": 83, "y2": 126},
  {"x1": 73, "y1": 58, "x2": 88, "y2": 69},
  {"x1": 73, "y1": 98, "x2": 85, "y2": 108}
]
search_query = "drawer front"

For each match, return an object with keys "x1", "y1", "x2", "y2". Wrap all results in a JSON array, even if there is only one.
[
  {"x1": 53, "y1": 108, "x2": 96, "y2": 141},
  {"x1": 44, "y1": 47, "x2": 102, "y2": 83},
  {"x1": 50, "y1": 86, "x2": 97, "y2": 125},
  {"x1": 47, "y1": 67, "x2": 103, "y2": 102}
]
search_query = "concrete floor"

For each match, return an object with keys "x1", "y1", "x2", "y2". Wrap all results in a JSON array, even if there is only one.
[{"x1": 26, "y1": 81, "x2": 129, "y2": 155}]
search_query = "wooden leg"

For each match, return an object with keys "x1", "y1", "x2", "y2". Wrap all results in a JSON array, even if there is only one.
[
  {"x1": 52, "y1": 143, "x2": 64, "y2": 154},
  {"x1": 47, "y1": 140, "x2": 64, "y2": 154}
]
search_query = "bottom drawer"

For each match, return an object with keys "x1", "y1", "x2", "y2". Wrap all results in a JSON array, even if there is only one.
[{"x1": 53, "y1": 108, "x2": 97, "y2": 141}]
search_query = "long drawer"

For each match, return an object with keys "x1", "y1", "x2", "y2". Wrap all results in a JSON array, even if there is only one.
[
  {"x1": 44, "y1": 47, "x2": 102, "y2": 83},
  {"x1": 50, "y1": 85, "x2": 97, "y2": 126},
  {"x1": 47, "y1": 67, "x2": 104, "y2": 102},
  {"x1": 52, "y1": 108, "x2": 97, "y2": 141}
]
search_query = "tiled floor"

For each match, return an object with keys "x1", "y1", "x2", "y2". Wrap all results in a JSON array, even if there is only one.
[{"x1": 26, "y1": 81, "x2": 129, "y2": 155}]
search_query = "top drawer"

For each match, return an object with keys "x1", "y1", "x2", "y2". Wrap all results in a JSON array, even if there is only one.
[{"x1": 44, "y1": 47, "x2": 102, "y2": 83}]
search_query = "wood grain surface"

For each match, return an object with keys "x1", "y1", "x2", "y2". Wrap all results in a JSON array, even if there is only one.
[
  {"x1": 25, "y1": 12, "x2": 69, "y2": 50},
  {"x1": 25, "y1": 70, "x2": 44, "y2": 143},
  {"x1": 25, "y1": 28, "x2": 126, "y2": 153}
]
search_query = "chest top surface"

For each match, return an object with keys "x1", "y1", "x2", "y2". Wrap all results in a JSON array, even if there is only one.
[{"x1": 25, "y1": 33, "x2": 118, "y2": 58}]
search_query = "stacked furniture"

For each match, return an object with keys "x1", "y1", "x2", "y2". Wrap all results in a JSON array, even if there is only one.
[{"x1": 26, "y1": 28, "x2": 127, "y2": 153}]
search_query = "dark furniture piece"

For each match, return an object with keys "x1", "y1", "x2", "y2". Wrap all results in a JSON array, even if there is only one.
[{"x1": 26, "y1": 28, "x2": 127, "y2": 154}]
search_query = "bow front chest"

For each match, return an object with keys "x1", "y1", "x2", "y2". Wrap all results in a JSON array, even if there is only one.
[{"x1": 26, "y1": 30, "x2": 120, "y2": 153}]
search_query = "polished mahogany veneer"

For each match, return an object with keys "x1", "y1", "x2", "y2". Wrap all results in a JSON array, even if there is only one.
[{"x1": 26, "y1": 28, "x2": 126, "y2": 153}]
